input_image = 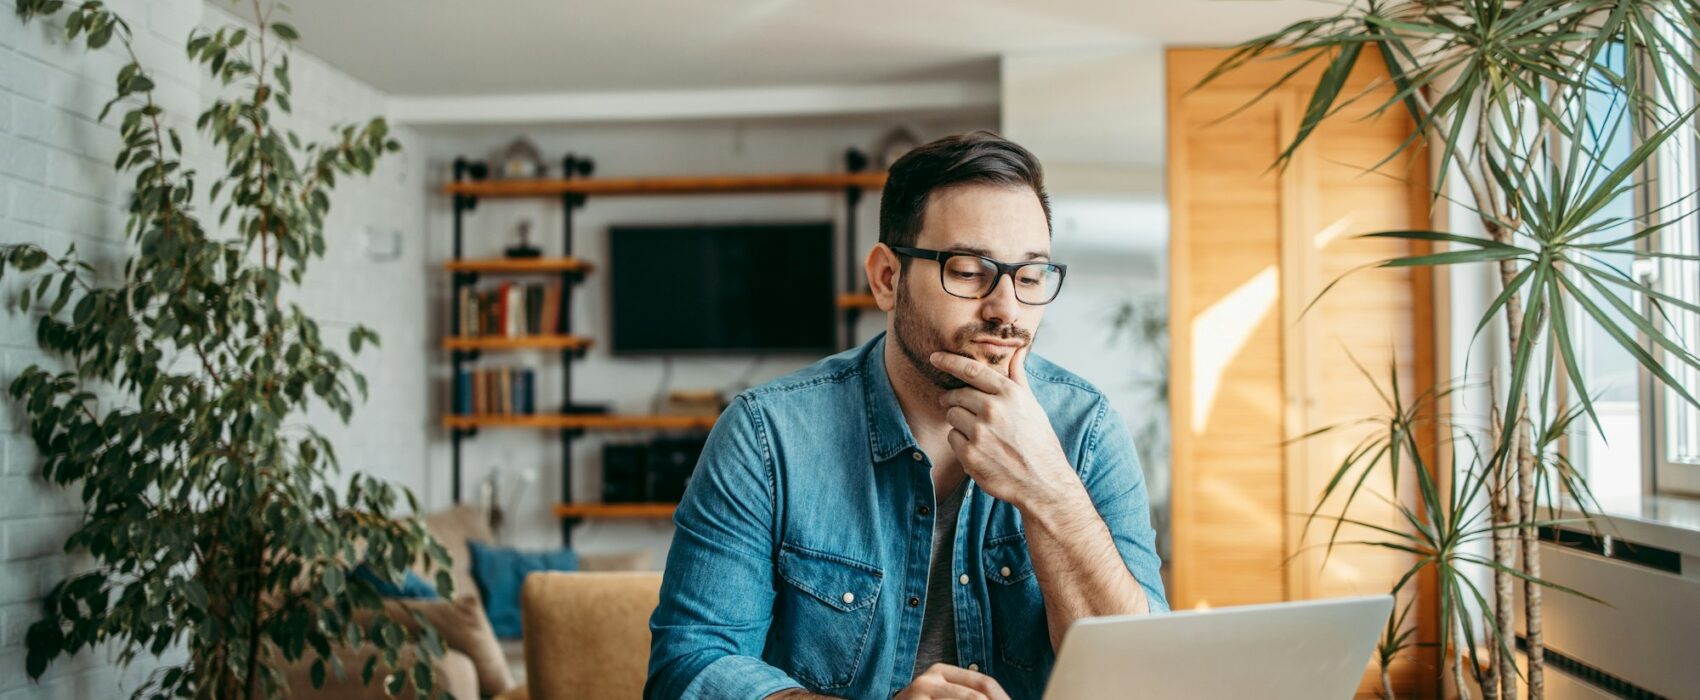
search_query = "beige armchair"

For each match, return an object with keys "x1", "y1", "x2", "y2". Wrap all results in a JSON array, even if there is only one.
[{"x1": 504, "y1": 572, "x2": 664, "y2": 700}]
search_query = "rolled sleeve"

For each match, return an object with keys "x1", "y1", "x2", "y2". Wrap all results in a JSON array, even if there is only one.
[
  {"x1": 680, "y1": 655, "x2": 806, "y2": 700},
  {"x1": 1078, "y1": 397, "x2": 1170, "y2": 613},
  {"x1": 646, "y1": 395, "x2": 807, "y2": 699}
]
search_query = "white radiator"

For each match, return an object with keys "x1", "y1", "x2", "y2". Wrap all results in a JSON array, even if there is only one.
[{"x1": 1515, "y1": 510, "x2": 1700, "y2": 699}]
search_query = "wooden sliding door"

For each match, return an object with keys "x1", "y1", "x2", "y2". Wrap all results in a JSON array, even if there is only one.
[{"x1": 1167, "y1": 46, "x2": 1438, "y2": 697}]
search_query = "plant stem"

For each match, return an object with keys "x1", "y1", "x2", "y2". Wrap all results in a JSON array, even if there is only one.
[
  {"x1": 1516, "y1": 358, "x2": 1544, "y2": 699},
  {"x1": 1453, "y1": 626, "x2": 1472, "y2": 700},
  {"x1": 1488, "y1": 221, "x2": 1543, "y2": 700}
]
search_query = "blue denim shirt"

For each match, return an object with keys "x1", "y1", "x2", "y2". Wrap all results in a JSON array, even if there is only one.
[{"x1": 646, "y1": 331, "x2": 1167, "y2": 700}]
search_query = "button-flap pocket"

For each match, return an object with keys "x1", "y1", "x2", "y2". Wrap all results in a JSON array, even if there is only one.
[
  {"x1": 779, "y1": 543, "x2": 883, "y2": 612},
  {"x1": 984, "y1": 533, "x2": 1035, "y2": 585},
  {"x1": 773, "y1": 543, "x2": 884, "y2": 690}
]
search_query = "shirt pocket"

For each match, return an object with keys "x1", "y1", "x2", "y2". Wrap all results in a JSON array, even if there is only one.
[
  {"x1": 773, "y1": 543, "x2": 884, "y2": 691},
  {"x1": 984, "y1": 533, "x2": 1050, "y2": 672}
]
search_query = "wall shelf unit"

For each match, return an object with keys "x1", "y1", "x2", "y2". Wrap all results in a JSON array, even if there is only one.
[
  {"x1": 442, "y1": 414, "x2": 718, "y2": 431},
  {"x1": 441, "y1": 335, "x2": 593, "y2": 352},
  {"x1": 444, "y1": 257, "x2": 594, "y2": 275},
  {"x1": 443, "y1": 151, "x2": 884, "y2": 543},
  {"x1": 552, "y1": 503, "x2": 679, "y2": 519},
  {"x1": 836, "y1": 292, "x2": 880, "y2": 310}
]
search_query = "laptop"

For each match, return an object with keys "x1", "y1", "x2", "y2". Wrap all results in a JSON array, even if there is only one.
[{"x1": 1042, "y1": 594, "x2": 1394, "y2": 700}]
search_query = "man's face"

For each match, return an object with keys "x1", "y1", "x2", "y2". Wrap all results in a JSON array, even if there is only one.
[{"x1": 891, "y1": 183, "x2": 1052, "y2": 391}]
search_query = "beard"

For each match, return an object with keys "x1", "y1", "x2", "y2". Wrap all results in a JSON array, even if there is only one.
[{"x1": 891, "y1": 274, "x2": 1031, "y2": 391}]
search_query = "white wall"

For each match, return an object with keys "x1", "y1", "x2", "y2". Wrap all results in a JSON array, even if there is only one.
[
  {"x1": 1000, "y1": 43, "x2": 1166, "y2": 194},
  {"x1": 0, "y1": 2, "x2": 429, "y2": 697},
  {"x1": 1000, "y1": 44, "x2": 1171, "y2": 561}
]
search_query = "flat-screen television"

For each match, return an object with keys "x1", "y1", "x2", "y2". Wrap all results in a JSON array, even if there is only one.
[{"x1": 608, "y1": 221, "x2": 836, "y2": 354}]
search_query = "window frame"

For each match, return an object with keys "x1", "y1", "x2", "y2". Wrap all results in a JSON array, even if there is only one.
[{"x1": 1639, "y1": 22, "x2": 1700, "y2": 496}]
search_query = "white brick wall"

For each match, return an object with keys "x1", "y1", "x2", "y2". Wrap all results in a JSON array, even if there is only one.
[{"x1": 0, "y1": 2, "x2": 428, "y2": 697}]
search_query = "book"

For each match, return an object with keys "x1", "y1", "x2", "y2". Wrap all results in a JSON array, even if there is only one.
[
  {"x1": 481, "y1": 289, "x2": 500, "y2": 337},
  {"x1": 540, "y1": 283, "x2": 561, "y2": 335},
  {"x1": 505, "y1": 283, "x2": 522, "y2": 337},
  {"x1": 472, "y1": 369, "x2": 485, "y2": 415},
  {"x1": 500, "y1": 366, "x2": 513, "y2": 415},
  {"x1": 522, "y1": 368, "x2": 536, "y2": 414},
  {"x1": 525, "y1": 283, "x2": 544, "y2": 335},
  {"x1": 456, "y1": 288, "x2": 469, "y2": 338},
  {"x1": 454, "y1": 370, "x2": 473, "y2": 415},
  {"x1": 459, "y1": 282, "x2": 565, "y2": 339}
]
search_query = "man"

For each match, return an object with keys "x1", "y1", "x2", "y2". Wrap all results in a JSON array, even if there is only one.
[{"x1": 646, "y1": 130, "x2": 1166, "y2": 700}]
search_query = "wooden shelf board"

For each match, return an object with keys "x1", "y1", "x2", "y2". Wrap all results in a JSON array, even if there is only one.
[
  {"x1": 554, "y1": 502, "x2": 678, "y2": 519},
  {"x1": 443, "y1": 172, "x2": 887, "y2": 199},
  {"x1": 442, "y1": 334, "x2": 593, "y2": 351},
  {"x1": 445, "y1": 257, "x2": 593, "y2": 274},
  {"x1": 442, "y1": 413, "x2": 717, "y2": 431},
  {"x1": 837, "y1": 292, "x2": 881, "y2": 310}
]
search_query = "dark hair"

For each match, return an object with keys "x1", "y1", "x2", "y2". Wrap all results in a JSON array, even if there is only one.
[{"x1": 878, "y1": 130, "x2": 1052, "y2": 269}]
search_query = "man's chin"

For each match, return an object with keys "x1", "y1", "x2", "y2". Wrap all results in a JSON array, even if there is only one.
[{"x1": 962, "y1": 345, "x2": 1008, "y2": 366}]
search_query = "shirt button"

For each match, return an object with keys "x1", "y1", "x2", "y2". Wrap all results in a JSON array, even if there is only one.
[
  {"x1": 1000, "y1": 566, "x2": 1012, "y2": 577},
  {"x1": 968, "y1": 663, "x2": 979, "y2": 672},
  {"x1": 912, "y1": 451, "x2": 924, "y2": 461},
  {"x1": 918, "y1": 505, "x2": 930, "y2": 516},
  {"x1": 908, "y1": 595, "x2": 920, "y2": 607},
  {"x1": 842, "y1": 592, "x2": 856, "y2": 604},
  {"x1": 958, "y1": 573, "x2": 969, "y2": 585}
]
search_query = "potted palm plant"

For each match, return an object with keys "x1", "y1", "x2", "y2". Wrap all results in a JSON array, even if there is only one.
[{"x1": 1201, "y1": 1, "x2": 1700, "y2": 698}]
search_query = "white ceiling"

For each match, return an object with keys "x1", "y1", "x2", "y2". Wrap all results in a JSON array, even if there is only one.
[{"x1": 276, "y1": 0, "x2": 1329, "y2": 97}]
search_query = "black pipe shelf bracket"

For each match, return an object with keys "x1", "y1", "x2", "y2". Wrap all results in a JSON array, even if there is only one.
[{"x1": 843, "y1": 146, "x2": 868, "y2": 351}]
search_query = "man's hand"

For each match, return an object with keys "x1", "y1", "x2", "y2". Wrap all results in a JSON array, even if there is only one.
[
  {"x1": 896, "y1": 663, "x2": 1012, "y2": 700},
  {"x1": 930, "y1": 342, "x2": 1080, "y2": 510}
]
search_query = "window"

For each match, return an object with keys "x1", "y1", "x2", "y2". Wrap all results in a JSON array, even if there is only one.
[
  {"x1": 1565, "y1": 37, "x2": 1700, "y2": 505},
  {"x1": 1647, "y1": 55, "x2": 1700, "y2": 495},
  {"x1": 1567, "y1": 41, "x2": 1646, "y2": 510}
]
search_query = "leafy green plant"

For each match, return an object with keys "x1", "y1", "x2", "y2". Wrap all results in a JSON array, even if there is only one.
[
  {"x1": 4, "y1": 1, "x2": 453, "y2": 697},
  {"x1": 1300, "y1": 361, "x2": 1598, "y2": 699},
  {"x1": 1205, "y1": 0, "x2": 1700, "y2": 697}
]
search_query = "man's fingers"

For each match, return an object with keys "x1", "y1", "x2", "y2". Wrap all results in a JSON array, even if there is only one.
[
  {"x1": 939, "y1": 387, "x2": 991, "y2": 414},
  {"x1": 924, "y1": 685, "x2": 988, "y2": 700},
  {"x1": 910, "y1": 676, "x2": 987, "y2": 700},
  {"x1": 946, "y1": 427, "x2": 968, "y2": 455},
  {"x1": 927, "y1": 664, "x2": 1012, "y2": 700},
  {"x1": 929, "y1": 351, "x2": 1006, "y2": 394},
  {"x1": 943, "y1": 405, "x2": 977, "y2": 436},
  {"x1": 1007, "y1": 341, "x2": 1030, "y2": 387}
]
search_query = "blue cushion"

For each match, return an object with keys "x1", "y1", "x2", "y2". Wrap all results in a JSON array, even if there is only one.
[
  {"x1": 467, "y1": 539, "x2": 579, "y2": 638},
  {"x1": 352, "y1": 564, "x2": 440, "y2": 599}
]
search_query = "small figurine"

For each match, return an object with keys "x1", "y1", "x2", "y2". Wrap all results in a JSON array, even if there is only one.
[
  {"x1": 505, "y1": 220, "x2": 542, "y2": 259},
  {"x1": 493, "y1": 136, "x2": 546, "y2": 179}
]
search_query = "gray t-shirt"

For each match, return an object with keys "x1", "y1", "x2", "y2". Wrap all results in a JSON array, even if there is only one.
[{"x1": 912, "y1": 479, "x2": 968, "y2": 677}]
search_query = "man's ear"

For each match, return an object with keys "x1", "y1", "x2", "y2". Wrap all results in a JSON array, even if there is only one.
[{"x1": 865, "y1": 243, "x2": 900, "y2": 312}]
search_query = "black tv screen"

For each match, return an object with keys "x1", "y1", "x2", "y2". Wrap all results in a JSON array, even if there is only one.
[{"x1": 608, "y1": 221, "x2": 836, "y2": 354}]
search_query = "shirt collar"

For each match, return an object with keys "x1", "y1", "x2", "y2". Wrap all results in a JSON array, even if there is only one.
[{"x1": 861, "y1": 331, "x2": 922, "y2": 465}]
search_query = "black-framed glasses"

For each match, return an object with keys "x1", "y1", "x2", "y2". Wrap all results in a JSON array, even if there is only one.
[{"x1": 890, "y1": 246, "x2": 1067, "y2": 305}]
